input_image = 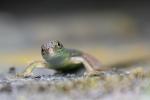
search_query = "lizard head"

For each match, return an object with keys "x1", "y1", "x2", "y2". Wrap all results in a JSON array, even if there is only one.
[{"x1": 41, "y1": 40, "x2": 64, "y2": 60}]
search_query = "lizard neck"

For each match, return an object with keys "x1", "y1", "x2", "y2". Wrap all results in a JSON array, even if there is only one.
[{"x1": 44, "y1": 48, "x2": 70, "y2": 65}]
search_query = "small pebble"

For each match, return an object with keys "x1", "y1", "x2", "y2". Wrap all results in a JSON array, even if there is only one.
[{"x1": 8, "y1": 67, "x2": 16, "y2": 74}]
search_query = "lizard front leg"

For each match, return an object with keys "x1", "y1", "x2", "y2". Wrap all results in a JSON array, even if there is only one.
[
  {"x1": 70, "y1": 57, "x2": 101, "y2": 76},
  {"x1": 17, "y1": 61, "x2": 48, "y2": 77}
]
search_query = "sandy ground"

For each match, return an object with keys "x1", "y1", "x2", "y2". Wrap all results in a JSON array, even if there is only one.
[{"x1": 0, "y1": 63, "x2": 150, "y2": 100}]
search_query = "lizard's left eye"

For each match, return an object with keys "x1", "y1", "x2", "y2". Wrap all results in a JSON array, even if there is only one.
[
  {"x1": 57, "y1": 42, "x2": 61, "y2": 46},
  {"x1": 57, "y1": 42, "x2": 62, "y2": 48}
]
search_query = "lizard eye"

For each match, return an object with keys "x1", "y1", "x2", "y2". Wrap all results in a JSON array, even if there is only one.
[
  {"x1": 57, "y1": 41, "x2": 63, "y2": 48},
  {"x1": 41, "y1": 48, "x2": 45, "y2": 54},
  {"x1": 57, "y1": 42, "x2": 61, "y2": 46}
]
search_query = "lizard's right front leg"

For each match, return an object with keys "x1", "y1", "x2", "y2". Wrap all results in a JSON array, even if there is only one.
[{"x1": 17, "y1": 61, "x2": 48, "y2": 77}]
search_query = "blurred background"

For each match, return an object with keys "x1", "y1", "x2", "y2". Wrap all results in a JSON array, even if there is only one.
[{"x1": 0, "y1": 0, "x2": 150, "y2": 70}]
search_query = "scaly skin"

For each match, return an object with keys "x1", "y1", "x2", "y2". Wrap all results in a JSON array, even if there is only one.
[{"x1": 18, "y1": 40, "x2": 102, "y2": 77}]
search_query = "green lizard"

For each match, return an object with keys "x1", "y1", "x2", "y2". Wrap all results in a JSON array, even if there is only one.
[{"x1": 18, "y1": 40, "x2": 102, "y2": 77}]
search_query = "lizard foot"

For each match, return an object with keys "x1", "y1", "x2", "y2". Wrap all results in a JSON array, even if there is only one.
[{"x1": 16, "y1": 72, "x2": 33, "y2": 78}]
